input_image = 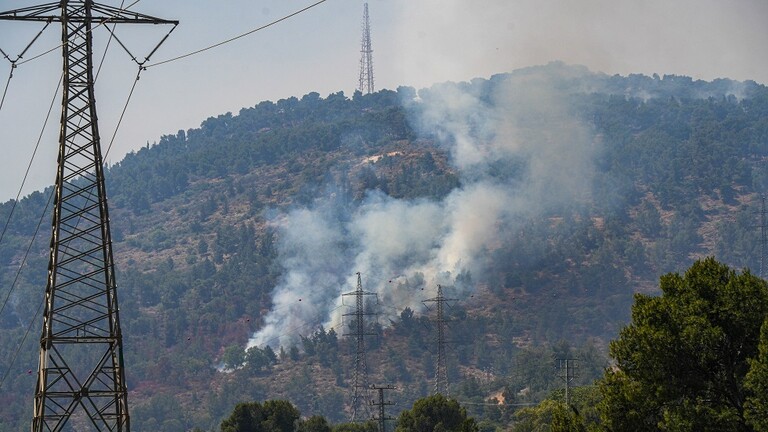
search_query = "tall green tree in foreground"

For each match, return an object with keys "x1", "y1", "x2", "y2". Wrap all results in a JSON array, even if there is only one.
[
  {"x1": 598, "y1": 258, "x2": 768, "y2": 431},
  {"x1": 221, "y1": 400, "x2": 300, "y2": 432},
  {"x1": 745, "y1": 318, "x2": 768, "y2": 431}
]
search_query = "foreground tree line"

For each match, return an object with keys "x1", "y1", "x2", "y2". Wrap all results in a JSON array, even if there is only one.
[
  {"x1": 209, "y1": 394, "x2": 478, "y2": 432},
  {"x1": 211, "y1": 258, "x2": 768, "y2": 431}
]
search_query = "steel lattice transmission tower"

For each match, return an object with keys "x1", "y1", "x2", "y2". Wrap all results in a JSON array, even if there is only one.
[
  {"x1": 556, "y1": 358, "x2": 579, "y2": 406},
  {"x1": 357, "y1": 2, "x2": 374, "y2": 94},
  {"x1": 342, "y1": 272, "x2": 378, "y2": 422},
  {"x1": 0, "y1": 2, "x2": 176, "y2": 431},
  {"x1": 423, "y1": 284, "x2": 457, "y2": 395}
]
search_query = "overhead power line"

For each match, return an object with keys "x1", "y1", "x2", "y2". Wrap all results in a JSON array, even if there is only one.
[
  {"x1": 13, "y1": 0, "x2": 145, "y2": 67},
  {"x1": 146, "y1": 0, "x2": 330, "y2": 69}
]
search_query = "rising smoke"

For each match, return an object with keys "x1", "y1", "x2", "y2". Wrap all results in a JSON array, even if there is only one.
[{"x1": 248, "y1": 68, "x2": 599, "y2": 349}]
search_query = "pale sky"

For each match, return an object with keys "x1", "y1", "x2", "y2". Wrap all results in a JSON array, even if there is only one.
[{"x1": 0, "y1": 0, "x2": 766, "y2": 201}]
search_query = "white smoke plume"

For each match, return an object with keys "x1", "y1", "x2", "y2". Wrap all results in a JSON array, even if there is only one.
[{"x1": 248, "y1": 69, "x2": 598, "y2": 349}]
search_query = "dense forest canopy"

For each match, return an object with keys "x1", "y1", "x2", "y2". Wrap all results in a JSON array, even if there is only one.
[{"x1": 0, "y1": 62, "x2": 767, "y2": 430}]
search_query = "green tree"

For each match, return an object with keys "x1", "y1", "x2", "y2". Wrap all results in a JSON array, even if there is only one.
[
  {"x1": 396, "y1": 394, "x2": 479, "y2": 432},
  {"x1": 222, "y1": 344, "x2": 246, "y2": 370},
  {"x1": 220, "y1": 400, "x2": 300, "y2": 432},
  {"x1": 513, "y1": 399, "x2": 586, "y2": 432},
  {"x1": 745, "y1": 318, "x2": 768, "y2": 431},
  {"x1": 297, "y1": 415, "x2": 332, "y2": 432},
  {"x1": 598, "y1": 258, "x2": 768, "y2": 431},
  {"x1": 332, "y1": 421, "x2": 377, "y2": 432}
]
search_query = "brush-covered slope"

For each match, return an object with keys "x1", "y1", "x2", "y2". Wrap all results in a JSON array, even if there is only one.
[{"x1": 0, "y1": 62, "x2": 767, "y2": 430}]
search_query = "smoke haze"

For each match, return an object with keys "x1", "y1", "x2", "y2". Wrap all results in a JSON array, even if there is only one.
[{"x1": 248, "y1": 69, "x2": 599, "y2": 348}]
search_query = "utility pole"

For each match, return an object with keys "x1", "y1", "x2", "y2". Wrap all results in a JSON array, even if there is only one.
[
  {"x1": 423, "y1": 284, "x2": 457, "y2": 395},
  {"x1": 556, "y1": 358, "x2": 578, "y2": 406},
  {"x1": 0, "y1": 3, "x2": 176, "y2": 431},
  {"x1": 342, "y1": 272, "x2": 378, "y2": 422},
  {"x1": 369, "y1": 384, "x2": 396, "y2": 432},
  {"x1": 358, "y1": 2, "x2": 374, "y2": 94}
]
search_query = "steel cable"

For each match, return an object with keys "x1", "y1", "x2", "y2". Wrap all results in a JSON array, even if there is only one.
[{"x1": 146, "y1": 0, "x2": 329, "y2": 69}]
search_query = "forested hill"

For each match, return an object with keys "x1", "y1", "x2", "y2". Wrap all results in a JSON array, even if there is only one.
[{"x1": 1, "y1": 62, "x2": 767, "y2": 430}]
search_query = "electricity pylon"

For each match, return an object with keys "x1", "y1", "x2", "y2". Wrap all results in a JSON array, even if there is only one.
[
  {"x1": 342, "y1": 272, "x2": 378, "y2": 422},
  {"x1": 423, "y1": 284, "x2": 457, "y2": 395},
  {"x1": 357, "y1": 2, "x2": 374, "y2": 94},
  {"x1": 556, "y1": 358, "x2": 579, "y2": 406},
  {"x1": 0, "y1": 2, "x2": 176, "y2": 431}
]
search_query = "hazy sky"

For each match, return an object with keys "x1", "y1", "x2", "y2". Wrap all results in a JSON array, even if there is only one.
[{"x1": 0, "y1": 0, "x2": 766, "y2": 201}]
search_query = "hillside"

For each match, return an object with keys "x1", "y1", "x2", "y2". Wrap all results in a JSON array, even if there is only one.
[{"x1": 1, "y1": 62, "x2": 767, "y2": 430}]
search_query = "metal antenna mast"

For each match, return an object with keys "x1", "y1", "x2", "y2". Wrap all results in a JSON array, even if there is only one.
[
  {"x1": 423, "y1": 284, "x2": 457, "y2": 395},
  {"x1": 0, "y1": 3, "x2": 176, "y2": 431},
  {"x1": 369, "y1": 384, "x2": 396, "y2": 432},
  {"x1": 357, "y1": 2, "x2": 374, "y2": 94},
  {"x1": 342, "y1": 272, "x2": 378, "y2": 422}
]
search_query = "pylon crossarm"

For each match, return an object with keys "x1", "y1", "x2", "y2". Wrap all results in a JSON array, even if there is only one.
[
  {"x1": 0, "y1": 3, "x2": 60, "y2": 20},
  {"x1": 0, "y1": 2, "x2": 178, "y2": 25}
]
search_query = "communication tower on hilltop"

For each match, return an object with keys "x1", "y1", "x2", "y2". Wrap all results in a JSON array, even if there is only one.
[
  {"x1": 358, "y1": 2, "x2": 375, "y2": 94},
  {"x1": 342, "y1": 272, "x2": 378, "y2": 421},
  {"x1": 0, "y1": 2, "x2": 176, "y2": 431}
]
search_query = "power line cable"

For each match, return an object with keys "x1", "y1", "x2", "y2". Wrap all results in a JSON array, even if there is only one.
[
  {"x1": 0, "y1": 193, "x2": 51, "y2": 391},
  {"x1": 105, "y1": 68, "x2": 142, "y2": 159},
  {"x1": 14, "y1": 0, "x2": 143, "y2": 67},
  {"x1": 0, "y1": 65, "x2": 13, "y2": 114},
  {"x1": 146, "y1": 0, "x2": 329, "y2": 69},
  {"x1": 0, "y1": 72, "x2": 61, "y2": 251},
  {"x1": 0, "y1": 18, "x2": 54, "y2": 116},
  {"x1": 0, "y1": 0, "x2": 129, "y2": 311},
  {"x1": 0, "y1": 190, "x2": 50, "y2": 321},
  {"x1": 0, "y1": 296, "x2": 44, "y2": 391},
  {"x1": 0, "y1": 0, "x2": 150, "y2": 253},
  {"x1": 0, "y1": 70, "x2": 59, "y2": 318},
  {"x1": 0, "y1": 29, "x2": 140, "y2": 375},
  {"x1": 0, "y1": 0, "x2": 131, "y2": 251},
  {"x1": 94, "y1": 0, "x2": 125, "y2": 82}
]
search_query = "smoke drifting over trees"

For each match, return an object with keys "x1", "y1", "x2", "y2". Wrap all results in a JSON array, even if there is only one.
[{"x1": 249, "y1": 67, "x2": 601, "y2": 348}]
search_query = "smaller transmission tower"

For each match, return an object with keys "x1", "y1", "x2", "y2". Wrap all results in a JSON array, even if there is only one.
[
  {"x1": 556, "y1": 358, "x2": 579, "y2": 406},
  {"x1": 342, "y1": 272, "x2": 378, "y2": 422},
  {"x1": 369, "y1": 384, "x2": 396, "y2": 432},
  {"x1": 357, "y1": 2, "x2": 374, "y2": 94},
  {"x1": 423, "y1": 284, "x2": 457, "y2": 395}
]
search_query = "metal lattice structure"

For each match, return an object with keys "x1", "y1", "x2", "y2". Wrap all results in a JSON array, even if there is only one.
[
  {"x1": 369, "y1": 384, "x2": 396, "y2": 432},
  {"x1": 556, "y1": 358, "x2": 579, "y2": 406},
  {"x1": 342, "y1": 272, "x2": 377, "y2": 422},
  {"x1": 0, "y1": 2, "x2": 176, "y2": 431},
  {"x1": 423, "y1": 284, "x2": 457, "y2": 396},
  {"x1": 357, "y1": 2, "x2": 374, "y2": 95}
]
